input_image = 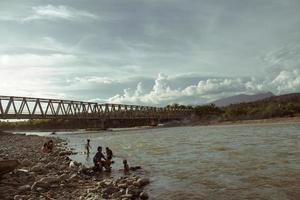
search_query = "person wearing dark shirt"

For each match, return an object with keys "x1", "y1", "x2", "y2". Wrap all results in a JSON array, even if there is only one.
[
  {"x1": 106, "y1": 147, "x2": 113, "y2": 160},
  {"x1": 93, "y1": 146, "x2": 106, "y2": 171}
]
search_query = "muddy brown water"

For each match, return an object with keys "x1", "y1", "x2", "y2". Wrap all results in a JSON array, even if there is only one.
[{"x1": 23, "y1": 123, "x2": 300, "y2": 199}]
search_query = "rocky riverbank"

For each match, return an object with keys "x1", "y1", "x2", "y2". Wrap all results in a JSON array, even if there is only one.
[{"x1": 0, "y1": 132, "x2": 150, "y2": 200}]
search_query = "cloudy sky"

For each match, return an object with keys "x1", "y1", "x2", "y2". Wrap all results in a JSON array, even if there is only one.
[{"x1": 0, "y1": 0, "x2": 300, "y2": 106}]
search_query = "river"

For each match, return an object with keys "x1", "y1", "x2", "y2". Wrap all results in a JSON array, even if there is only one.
[{"x1": 25, "y1": 123, "x2": 300, "y2": 199}]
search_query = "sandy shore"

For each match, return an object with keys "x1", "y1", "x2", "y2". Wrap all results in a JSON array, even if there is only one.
[{"x1": 0, "y1": 132, "x2": 150, "y2": 200}]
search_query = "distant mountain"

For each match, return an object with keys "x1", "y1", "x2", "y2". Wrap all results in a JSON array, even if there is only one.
[{"x1": 212, "y1": 92, "x2": 275, "y2": 107}]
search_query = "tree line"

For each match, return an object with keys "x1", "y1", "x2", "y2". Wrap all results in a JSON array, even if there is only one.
[{"x1": 166, "y1": 93, "x2": 300, "y2": 122}]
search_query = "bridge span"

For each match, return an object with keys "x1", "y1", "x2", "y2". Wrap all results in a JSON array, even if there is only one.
[{"x1": 0, "y1": 96, "x2": 193, "y2": 122}]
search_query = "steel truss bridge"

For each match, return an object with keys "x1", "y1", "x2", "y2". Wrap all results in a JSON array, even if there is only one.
[{"x1": 0, "y1": 96, "x2": 193, "y2": 121}]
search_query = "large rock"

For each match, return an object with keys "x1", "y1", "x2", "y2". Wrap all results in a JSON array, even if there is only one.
[
  {"x1": 18, "y1": 185, "x2": 31, "y2": 193},
  {"x1": 137, "y1": 177, "x2": 150, "y2": 187},
  {"x1": 14, "y1": 195, "x2": 26, "y2": 200},
  {"x1": 40, "y1": 176, "x2": 60, "y2": 184},
  {"x1": 30, "y1": 165, "x2": 46, "y2": 173},
  {"x1": 45, "y1": 162, "x2": 57, "y2": 169},
  {"x1": 59, "y1": 151, "x2": 72, "y2": 156},
  {"x1": 117, "y1": 183, "x2": 128, "y2": 189},
  {"x1": 0, "y1": 160, "x2": 20, "y2": 175},
  {"x1": 140, "y1": 192, "x2": 149, "y2": 200},
  {"x1": 120, "y1": 194, "x2": 133, "y2": 199},
  {"x1": 102, "y1": 185, "x2": 118, "y2": 195},
  {"x1": 31, "y1": 176, "x2": 59, "y2": 190},
  {"x1": 21, "y1": 159, "x2": 33, "y2": 167},
  {"x1": 126, "y1": 186, "x2": 142, "y2": 198},
  {"x1": 59, "y1": 174, "x2": 69, "y2": 182},
  {"x1": 31, "y1": 181, "x2": 49, "y2": 190},
  {"x1": 69, "y1": 161, "x2": 79, "y2": 169}
]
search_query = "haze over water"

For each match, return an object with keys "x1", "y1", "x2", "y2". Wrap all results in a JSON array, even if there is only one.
[{"x1": 53, "y1": 123, "x2": 300, "y2": 200}]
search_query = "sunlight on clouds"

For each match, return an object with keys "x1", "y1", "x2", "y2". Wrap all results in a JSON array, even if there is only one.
[
  {"x1": 23, "y1": 5, "x2": 99, "y2": 22},
  {"x1": 0, "y1": 54, "x2": 78, "y2": 67},
  {"x1": 0, "y1": 67, "x2": 66, "y2": 98},
  {"x1": 0, "y1": 4, "x2": 99, "y2": 22}
]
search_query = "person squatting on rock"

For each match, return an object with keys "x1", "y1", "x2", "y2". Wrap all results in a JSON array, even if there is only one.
[
  {"x1": 47, "y1": 140, "x2": 54, "y2": 152},
  {"x1": 41, "y1": 142, "x2": 49, "y2": 153},
  {"x1": 93, "y1": 146, "x2": 107, "y2": 171}
]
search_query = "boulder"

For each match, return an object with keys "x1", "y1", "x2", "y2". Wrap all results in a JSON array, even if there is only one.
[
  {"x1": 31, "y1": 181, "x2": 49, "y2": 191},
  {"x1": 140, "y1": 192, "x2": 149, "y2": 200},
  {"x1": 30, "y1": 165, "x2": 46, "y2": 173},
  {"x1": 59, "y1": 151, "x2": 72, "y2": 156},
  {"x1": 31, "y1": 176, "x2": 59, "y2": 190},
  {"x1": 126, "y1": 184, "x2": 143, "y2": 197},
  {"x1": 120, "y1": 194, "x2": 133, "y2": 199},
  {"x1": 117, "y1": 183, "x2": 128, "y2": 189},
  {"x1": 87, "y1": 187, "x2": 98, "y2": 194},
  {"x1": 137, "y1": 177, "x2": 150, "y2": 187},
  {"x1": 0, "y1": 160, "x2": 20, "y2": 175},
  {"x1": 40, "y1": 176, "x2": 59, "y2": 184},
  {"x1": 18, "y1": 185, "x2": 31, "y2": 193},
  {"x1": 133, "y1": 181, "x2": 141, "y2": 187},
  {"x1": 59, "y1": 173, "x2": 69, "y2": 181},
  {"x1": 14, "y1": 195, "x2": 24, "y2": 200},
  {"x1": 102, "y1": 186, "x2": 117, "y2": 195},
  {"x1": 45, "y1": 162, "x2": 57, "y2": 169},
  {"x1": 21, "y1": 159, "x2": 33, "y2": 167}
]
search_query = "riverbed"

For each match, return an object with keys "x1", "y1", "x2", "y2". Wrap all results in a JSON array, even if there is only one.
[{"x1": 24, "y1": 123, "x2": 300, "y2": 199}]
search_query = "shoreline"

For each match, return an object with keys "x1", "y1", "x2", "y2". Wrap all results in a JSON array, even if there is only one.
[
  {"x1": 2, "y1": 116, "x2": 300, "y2": 134},
  {"x1": 0, "y1": 133, "x2": 150, "y2": 200},
  {"x1": 195, "y1": 116, "x2": 300, "y2": 127}
]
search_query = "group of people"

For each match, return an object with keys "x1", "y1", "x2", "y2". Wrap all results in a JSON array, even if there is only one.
[
  {"x1": 41, "y1": 138, "x2": 139, "y2": 173},
  {"x1": 93, "y1": 146, "x2": 114, "y2": 172},
  {"x1": 41, "y1": 140, "x2": 54, "y2": 153},
  {"x1": 85, "y1": 139, "x2": 140, "y2": 173}
]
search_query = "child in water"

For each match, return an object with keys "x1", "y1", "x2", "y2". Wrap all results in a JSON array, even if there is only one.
[
  {"x1": 122, "y1": 159, "x2": 141, "y2": 173},
  {"x1": 85, "y1": 139, "x2": 91, "y2": 154}
]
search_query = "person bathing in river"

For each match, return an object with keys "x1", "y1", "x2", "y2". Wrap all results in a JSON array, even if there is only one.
[
  {"x1": 93, "y1": 146, "x2": 106, "y2": 171},
  {"x1": 106, "y1": 147, "x2": 113, "y2": 160},
  {"x1": 122, "y1": 159, "x2": 141, "y2": 173},
  {"x1": 85, "y1": 139, "x2": 91, "y2": 154},
  {"x1": 123, "y1": 159, "x2": 130, "y2": 172}
]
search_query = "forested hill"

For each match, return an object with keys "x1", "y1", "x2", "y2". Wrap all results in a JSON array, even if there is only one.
[
  {"x1": 210, "y1": 93, "x2": 300, "y2": 121},
  {"x1": 212, "y1": 92, "x2": 274, "y2": 107},
  {"x1": 169, "y1": 93, "x2": 300, "y2": 122}
]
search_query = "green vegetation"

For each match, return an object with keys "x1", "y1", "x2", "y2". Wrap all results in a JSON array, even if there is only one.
[{"x1": 166, "y1": 93, "x2": 300, "y2": 122}]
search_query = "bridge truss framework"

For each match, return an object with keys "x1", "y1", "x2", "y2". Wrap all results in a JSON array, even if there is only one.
[{"x1": 0, "y1": 96, "x2": 193, "y2": 120}]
